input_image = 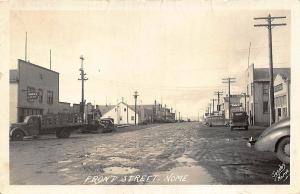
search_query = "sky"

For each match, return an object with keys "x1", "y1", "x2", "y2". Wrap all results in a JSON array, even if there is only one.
[{"x1": 9, "y1": 4, "x2": 290, "y2": 120}]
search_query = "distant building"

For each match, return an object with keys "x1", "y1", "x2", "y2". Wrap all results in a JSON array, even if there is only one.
[
  {"x1": 222, "y1": 95, "x2": 243, "y2": 119},
  {"x1": 244, "y1": 63, "x2": 290, "y2": 126},
  {"x1": 274, "y1": 73, "x2": 291, "y2": 122},
  {"x1": 10, "y1": 60, "x2": 60, "y2": 123},
  {"x1": 97, "y1": 100, "x2": 175, "y2": 125},
  {"x1": 99, "y1": 102, "x2": 137, "y2": 125},
  {"x1": 58, "y1": 102, "x2": 71, "y2": 113}
]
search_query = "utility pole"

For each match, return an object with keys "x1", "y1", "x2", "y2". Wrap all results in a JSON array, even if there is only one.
[
  {"x1": 49, "y1": 49, "x2": 52, "y2": 70},
  {"x1": 25, "y1": 32, "x2": 28, "y2": 61},
  {"x1": 247, "y1": 42, "x2": 251, "y2": 67},
  {"x1": 241, "y1": 92, "x2": 248, "y2": 112},
  {"x1": 133, "y1": 91, "x2": 139, "y2": 125},
  {"x1": 78, "y1": 55, "x2": 88, "y2": 122},
  {"x1": 214, "y1": 91, "x2": 223, "y2": 112},
  {"x1": 222, "y1": 78, "x2": 236, "y2": 119},
  {"x1": 209, "y1": 103, "x2": 212, "y2": 115},
  {"x1": 254, "y1": 14, "x2": 286, "y2": 125},
  {"x1": 179, "y1": 112, "x2": 181, "y2": 121},
  {"x1": 210, "y1": 98, "x2": 216, "y2": 114}
]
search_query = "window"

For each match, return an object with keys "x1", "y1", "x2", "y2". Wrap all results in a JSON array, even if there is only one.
[
  {"x1": 263, "y1": 101, "x2": 269, "y2": 113},
  {"x1": 278, "y1": 108, "x2": 281, "y2": 117},
  {"x1": 38, "y1": 89, "x2": 43, "y2": 103},
  {"x1": 263, "y1": 83, "x2": 269, "y2": 95},
  {"x1": 124, "y1": 108, "x2": 127, "y2": 112},
  {"x1": 47, "y1": 90, "x2": 53, "y2": 104},
  {"x1": 131, "y1": 116, "x2": 134, "y2": 121},
  {"x1": 120, "y1": 116, "x2": 122, "y2": 121},
  {"x1": 27, "y1": 87, "x2": 36, "y2": 102}
]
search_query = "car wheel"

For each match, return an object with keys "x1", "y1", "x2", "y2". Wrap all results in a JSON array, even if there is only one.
[
  {"x1": 12, "y1": 130, "x2": 24, "y2": 141},
  {"x1": 276, "y1": 137, "x2": 290, "y2": 164}
]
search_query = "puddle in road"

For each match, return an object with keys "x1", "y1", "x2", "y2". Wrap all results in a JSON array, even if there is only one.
[
  {"x1": 108, "y1": 157, "x2": 131, "y2": 163},
  {"x1": 59, "y1": 168, "x2": 70, "y2": 172},
  {"x1": 58, "y1": 159, "x2": 72, "y2": 163},
  {"x1": 176, "y1": 155, "x2": 197, "y2": 164},
  {"x1": 103, "y1": 167, "x2": 139, "y2": 175}
]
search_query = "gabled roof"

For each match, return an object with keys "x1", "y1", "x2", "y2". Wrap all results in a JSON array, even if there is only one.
[
  {"x1": 97, "y1": 105, "x2": 116, "y2": 115},
  {"x1": 254, "y1": 68, "x2": 290, "y2": 82}
]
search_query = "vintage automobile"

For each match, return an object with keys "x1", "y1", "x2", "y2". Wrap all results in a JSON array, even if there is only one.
[
  {"x1": 82, "y1": 118, "x2": 115, "y2": 133},
  {"x1": 247, "y1": 118, "x2": 290, "y2": 164},
  {"x1": 206, "y1": 115, "x2": 226, "y2": 127},
  {"x1": 230, "y1": 111, "x2": 249, "y2": 130},
  {"x1": 10, "y1": 114, "x2": 84, "y2": 141}
]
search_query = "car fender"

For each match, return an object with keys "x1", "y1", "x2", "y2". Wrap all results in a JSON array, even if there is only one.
[
  {"x1": 254, "y1": 126, "x2": 290, "y2": 152},
  {"x1": 10, "y1": 127, "x2": 29, "y2": 137}
]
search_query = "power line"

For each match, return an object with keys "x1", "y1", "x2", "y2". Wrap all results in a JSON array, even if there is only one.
[{"x1": 254, "y1": 14, "x2": 286, "y2": 125}]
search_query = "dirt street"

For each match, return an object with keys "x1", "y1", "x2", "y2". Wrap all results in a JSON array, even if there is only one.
[{"x1": 9, "y1": 122, "x2": 289, "y2": 185}]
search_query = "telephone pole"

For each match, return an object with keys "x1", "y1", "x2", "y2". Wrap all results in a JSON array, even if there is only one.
[
  {"x1": 78, "y1": 55, "x2": 88, "y2": 122},
  {"x1": 214, "y1": 91, "x2": 223, "y2": 111},
  {"x1": 254, "y1": 14, "x2": 286, "y2": 125},
  {"x1": 210, "y1": 98, "x2": 216, "y2": 114},
  {"x1": 49, "y1": 49, "x2": 52, "y2": 70},
  {"x1": 241, "y1": 92, "x2": 248, "y2": 112},
  {"x1": 222, "y1": 78, "x2": 236, "y2": 118},
  {"x1": 133, "y1": 91, "x2": 139, "y2": 125},
  {"x1": 25, "y1": 32, "x2": 28, "y2": 61}
]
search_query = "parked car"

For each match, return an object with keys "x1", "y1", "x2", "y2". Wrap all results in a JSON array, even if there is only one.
[
  {"x1": 82, "y1": 118, "x2": 115, "y2": 133},
  {"x1": 206, "y1": 115, "x2": 226, "y2": 127},
  {"x1": 230, "y1": 111, "x2": 249, "y2": 130},
  {"x1": 247, "y1": 118, "x2": 290, "y2": 164}
]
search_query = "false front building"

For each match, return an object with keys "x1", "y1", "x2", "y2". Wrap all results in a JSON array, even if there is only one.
[{"x1": 10, "y1": 60, "x2": 60, "y2": 123}]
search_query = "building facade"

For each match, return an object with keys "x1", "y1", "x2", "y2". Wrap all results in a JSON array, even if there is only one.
[
  {"x1": 274, "y1": 73, "x2": 290, "y2": 122},
  {"x1": 100, "y1": 102, "x2": 138, "y2": 125},
  {"x1": 10, "y1": 60, "x2": 60, "y2": 123},
  {"x1": 244, "y1": 64, "x2": 290, "y2": 126}
]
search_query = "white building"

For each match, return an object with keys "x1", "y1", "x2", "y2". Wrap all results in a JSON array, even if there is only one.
[
  {"x1": 100, "y1": 102, "x2": 138, "y2": 125},
  {"x1": 274, "y1": 73, "x2": 291, "y2": 122}
]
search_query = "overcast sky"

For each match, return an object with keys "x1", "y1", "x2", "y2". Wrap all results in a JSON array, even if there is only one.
[{"x1": 9, "y1": 3, "x2": 290, "y2": 119}]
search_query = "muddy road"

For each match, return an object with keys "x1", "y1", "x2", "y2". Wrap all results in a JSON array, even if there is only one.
[{"x1": 10, "y1": 122, "x2": 289, "y2": 184}]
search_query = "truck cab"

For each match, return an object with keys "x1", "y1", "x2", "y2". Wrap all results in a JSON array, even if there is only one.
[{"x1": 10, "y1": 115, "x2": 41, "y2": 141}]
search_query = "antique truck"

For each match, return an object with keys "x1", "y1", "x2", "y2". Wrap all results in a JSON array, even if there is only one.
[{"x1": 10, "y1": 113, "x2": 84, "y2": 141}]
